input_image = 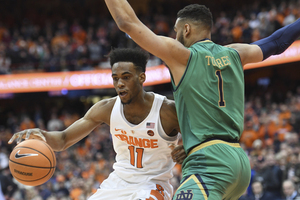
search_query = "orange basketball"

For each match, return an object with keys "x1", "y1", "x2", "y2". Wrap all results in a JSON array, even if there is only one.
[{"x1": 9, "y1": 139, "x2": 56, "y2": 186}]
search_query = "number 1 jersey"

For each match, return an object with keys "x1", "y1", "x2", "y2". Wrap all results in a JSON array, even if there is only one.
[{"x1": 171, "y1": 39, "x2": 244, "y2": 153}]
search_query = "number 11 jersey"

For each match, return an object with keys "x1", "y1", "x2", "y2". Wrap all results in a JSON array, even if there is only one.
[{"x1": 110, "y1": 93, "x2": 178, "y2": 184}]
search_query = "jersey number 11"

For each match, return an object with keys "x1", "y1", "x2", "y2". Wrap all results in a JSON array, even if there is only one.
[{"x1": 128, "y1": 146, "x2": 144, "y2": 168}]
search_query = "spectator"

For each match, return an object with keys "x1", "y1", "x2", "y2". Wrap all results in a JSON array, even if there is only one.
[
  {"x1": 282, "y1": 180, "x2": 300, "y2": 200},
  {"x1": 47, "y1": 113, "x2": 64, "y2": 131},
  {"x1": 0, "y1": 171, "x2": 18, "y2": 200},
  {"x1": 263, "y1": 153, "x2": 283, "y2": 197},
  {"x1": 247, "y1": 181, "x2": 277, "y2": 200},
  {"x1": 283, "y1": 153, "x2": 300, "y2": 185}
]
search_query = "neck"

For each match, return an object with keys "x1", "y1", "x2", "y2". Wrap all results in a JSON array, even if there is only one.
[
  {"x1": 123, "y1": 90, "x2": 149, "y2": 108},
  {"x1": 187, "y1": 31, "x2": 211, "y2": 47},
  {"x1": 122, "y1": 91, "x2": 154, "y2": 124}
]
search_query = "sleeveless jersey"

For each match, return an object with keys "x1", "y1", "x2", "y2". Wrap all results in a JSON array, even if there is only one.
[
  {"x1": 110, "y1": 93, "x2": 178, "y2": 183},
  {"x1": 171, "y1": 39, "x2": 244, "y2": 153}
]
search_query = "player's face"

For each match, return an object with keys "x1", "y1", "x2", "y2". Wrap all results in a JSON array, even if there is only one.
[
  {"x1": 174, "y1": 18, "x2": 186, "y2": 46},
  {"x1": 111, "y1": 62, "x2": 144, "y2": 105}
]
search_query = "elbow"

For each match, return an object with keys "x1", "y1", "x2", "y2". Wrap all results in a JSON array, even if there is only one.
[
  {"x1": 55, "y1": 131, "x2": 68, "y2": 152},
  {"x1": 115, "y1": 16, "x2": 133, "y2": 33},
  {"x1": 52, "y1": 144, "x2": 66, "y2": 152}
]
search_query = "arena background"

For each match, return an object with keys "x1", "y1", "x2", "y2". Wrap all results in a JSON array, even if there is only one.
[{"x1": 0, "y1": 0, "x2": 300, "y2": 199}]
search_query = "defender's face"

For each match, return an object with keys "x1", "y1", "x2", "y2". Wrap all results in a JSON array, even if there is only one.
[
  {"x1": 111, "y1": 62, "x2": 143, "y2": 104},
  {"x1": 174, "y1": 18, "x2": 185, "y2": 46}
]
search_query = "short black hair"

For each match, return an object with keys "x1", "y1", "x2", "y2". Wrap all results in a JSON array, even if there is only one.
[
  {"x1": 177, "y1": 4, "x2": 213, "y2": 30},
  {"x1": 109, "y1": 48, "x2": 150, "y2": 72}
]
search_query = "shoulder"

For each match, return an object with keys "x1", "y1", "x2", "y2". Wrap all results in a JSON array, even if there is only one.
[
  {"x1": 85, "y1": 97, "x2": 117, "y2": 124},
  {"x1": 161, "y1": 97, "x2": 176, "y2": 112},
  {"x1": 93, "y1": 97, "x2": 117, "y2": 111},
  {"x1": 225, "y1": 43, "x2": 263, "y2": 66},
  {"x1": 160, "y1": 97, "x2": 178, "y2": 122},
  {"x1": 157, "y1": 96, "x2": 180, "y2": 134}
]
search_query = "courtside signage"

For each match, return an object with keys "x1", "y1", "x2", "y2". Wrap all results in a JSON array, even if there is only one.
[
  {"x1": 0, "y1": 65, "x2": 170, "y2": 93},
  {"x1": 1, "y1": 40, "x2": 300, "y2": 93}
]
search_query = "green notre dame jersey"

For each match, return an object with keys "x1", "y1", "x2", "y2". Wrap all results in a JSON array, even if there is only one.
[{"x1": 172, "y1": 39, "x2": 244, "y2": 153}]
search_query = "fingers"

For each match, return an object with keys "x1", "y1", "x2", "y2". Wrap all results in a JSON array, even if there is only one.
[
  {"x1": 8, "y1": 133, "x2": 18, "y2": 144},
  {"x1": 171, "y1": 145, "x2": 187, "y2": 164},
  {"x1": 171, "y1": 145, "x2": 184, "y2": 156},
  {"x1": 8, "y1": 129, "x2": 47, "y2": 144},
  {"x1": 173, "y1": 145, "x2": 184, "y2": 152},
  {"x1": 17, "y1": 131, "x2": 26, "y2": 144},
  {"x1": 25, "y1": 129, "x2": 32, "y2": 140},
  {"x1": 174, "y1": 152, "x2": 186, "y2": 164}
]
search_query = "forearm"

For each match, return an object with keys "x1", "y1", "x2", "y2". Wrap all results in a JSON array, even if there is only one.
[
  {"x1": 57, "y1": 117, "x2": 99, "y2": 151},
  {"x1": 42, "y1": 130, "x2": 66, "y2": 152},
  {"x1": 104, "y1": 0, "x2": 138, "y2": 31},
  {"x1": 252, "y1": 18, "x2": 300, "y2": 60},
  {"x1": 42, "y1": 117, "x2": 98, "y2": 151}
]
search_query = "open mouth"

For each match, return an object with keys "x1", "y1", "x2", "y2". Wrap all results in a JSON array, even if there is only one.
[{"x1": 119, "y1": 91, "x2": 128, "y2": 97}]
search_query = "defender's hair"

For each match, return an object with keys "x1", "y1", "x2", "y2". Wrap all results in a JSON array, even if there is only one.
[
  {"x1": 177, "y1": 4, "x2": 213, "y2": 30},
  {"x1": 109, "y1": 48, "x2": 150, "y2": 72}
]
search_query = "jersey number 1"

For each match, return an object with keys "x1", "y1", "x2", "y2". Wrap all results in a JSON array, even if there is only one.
[
  {"x1": 128, "y1": 146, "x2": 144, "y2": 168},
  {"x1": 215, "y1": 70, "x2": 226, "y2": 107}
]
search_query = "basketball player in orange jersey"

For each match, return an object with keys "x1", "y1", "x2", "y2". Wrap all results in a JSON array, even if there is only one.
[{"x1": 8, "y1": 48, "x2": 186, "y2": 200}]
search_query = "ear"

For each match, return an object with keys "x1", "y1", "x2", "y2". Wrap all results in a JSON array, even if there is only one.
[
  {"x1": 184, "y1": 23, "x2": 191, "y2": 37},
  {"x1": 139, "y1": 72, "x2": 146, "y2": 84}
]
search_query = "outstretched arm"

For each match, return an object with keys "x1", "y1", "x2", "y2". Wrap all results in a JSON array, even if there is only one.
[
  {"x1": 8, "y1": 99, "x2": 114, "y2": 151},
  {"x1": 252, "y1": 18, "x2": 300, "y2": 60},
  {"x1": 104, "y1": 0, "x2": 190, "y2": 71},
  {"x1": 227, "y1": 18, "x2": 300, "y2": 66}
]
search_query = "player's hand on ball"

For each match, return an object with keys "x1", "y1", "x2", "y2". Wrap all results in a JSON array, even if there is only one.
[
  {"x1": 8, "y1": 128, "x2": 47, "y2": 144},
  {"x1": 170, "y1": 145, "x2": 186, "y2": 164}
]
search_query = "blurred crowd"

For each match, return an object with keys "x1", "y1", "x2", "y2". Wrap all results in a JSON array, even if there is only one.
[
  {"x1": 0, "y1": 0, "x2": 299, "y2": 74},
  {"x1": 0, "y1": 0, "x2": 300, "y2": 200},
  {"x1": 0, "y1": 85, "x2": 299, "y2": 200}
]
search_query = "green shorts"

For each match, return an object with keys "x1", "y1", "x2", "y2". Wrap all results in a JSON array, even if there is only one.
[{"x1": 173, "y1": 140, "x2": 251, "y2": 200}]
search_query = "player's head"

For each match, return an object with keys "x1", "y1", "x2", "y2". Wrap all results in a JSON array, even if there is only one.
[
  {"x1": 109, "y1": 48, "x2": 149, "y2": 104},
  {"x1": 175, "y1": 4, "x2": 213, "y2": 47}
]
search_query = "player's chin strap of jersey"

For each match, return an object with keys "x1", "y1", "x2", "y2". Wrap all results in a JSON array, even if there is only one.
[{"x1": 252, "y1": 18, "x2": 300, "y2": 60}]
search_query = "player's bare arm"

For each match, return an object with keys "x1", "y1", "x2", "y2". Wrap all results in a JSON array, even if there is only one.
[
  {"x1": 226, "y1": 44, "x2": 263, "y2": 66},
  {"x1": 160, "y1": 99, "x2": 186, "y2": 164},
  {"x1": 8, "y1": 98, "x2": 116, "y2": 152},
  {"x1": 160, "y1": 99, "x2": 180, "y2": 137},
  {"x1": 104, "y1": 0, "x2": 190, "y2": 81}
]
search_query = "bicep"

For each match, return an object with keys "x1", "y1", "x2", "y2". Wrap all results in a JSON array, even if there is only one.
[
  {"x1": 227, "y1": 44, "x2": 263, "y2": 66},
  {"x1": 62, "y1": 100, "x2": 111, "y2": 149},
  {"x1": 125, "y1": 20, "x2": 190, "y2": 67}
]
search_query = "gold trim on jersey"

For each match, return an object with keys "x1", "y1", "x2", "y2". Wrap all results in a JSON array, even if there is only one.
[
  {"x1": 197, "y1": 40, "x2": 212, "y2": 43},
  {"x1": 177, "y1": 175, "x2": 208, "y2": 200},
  {"x1": 188, "y1": 140, "x2": 240, "y2": 156}
]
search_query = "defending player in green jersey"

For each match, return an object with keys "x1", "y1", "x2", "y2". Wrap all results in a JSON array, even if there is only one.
[
  {"x1": 172, "y1": 39, "x2": 250, "y2": 199},
  {"x1": 173, "y1": 40, "x2": 244, "y2": 153},
  {"x1": 104, "y1": 0, "x2": 300, "y2": 199}
]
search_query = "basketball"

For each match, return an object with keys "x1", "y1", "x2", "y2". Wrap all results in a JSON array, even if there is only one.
[{"x1": 9, "y1": 139, "x2": 56, "y2": 186}]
